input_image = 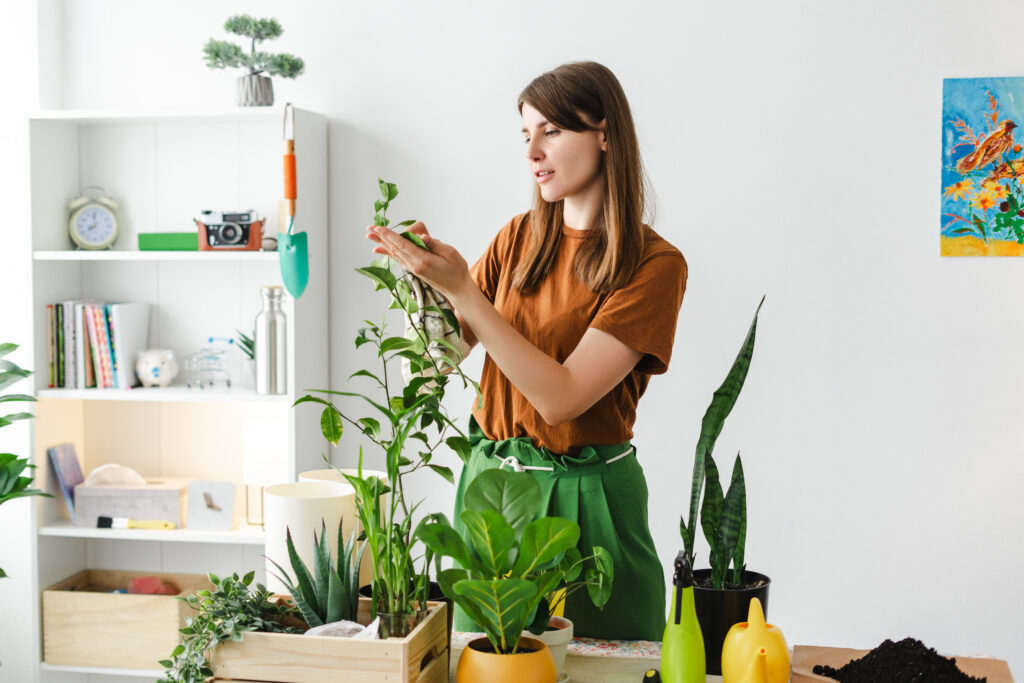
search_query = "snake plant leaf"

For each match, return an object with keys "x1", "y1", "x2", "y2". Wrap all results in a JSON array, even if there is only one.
[
  {"x1": 325, "y1": 566, "x2": 345, "y2": 624},
  {"x1": 512, "y1": 517, "x2": 580, "y2": 577},
  {"x1": 460, "y1": 509, "x2": 515, "y2": 578},
  {"x1": 724, "y1": 453, "x2": 747, "y2": 586},
  {"x1": 463, "y1": 469, "x2": 542, "y2": 539},
  {"x1": 684, "y1": 296, "x2": 764, "y2": 564},
  {"x1": 265, "y1": 554, "x2": 322, "y2": 627},
  {"x1": 313, "y1": 520, "x2": 331, "y2": 617},
  {"x1": 284, "y1": 527, "x2": 320, "y2": 618},
  {"x1": 701, "y1": 453, "x2": 727, "y2": 588},
  {"x1": 454, "y1": 578, "x2": 538, "y2": 654}
]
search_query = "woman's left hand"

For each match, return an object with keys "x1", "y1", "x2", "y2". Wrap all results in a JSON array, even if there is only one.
[{"x1": 365, "y1": 221, "x2": 472, "y2": 301}]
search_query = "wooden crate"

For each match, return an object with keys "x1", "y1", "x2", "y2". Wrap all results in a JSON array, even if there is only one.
[
  {"x1": 211, "y1": 601, "x2": 449, "y2": 683},
  {"x1": 43, "y1": 568, "x2": 211, "y2": 669}
]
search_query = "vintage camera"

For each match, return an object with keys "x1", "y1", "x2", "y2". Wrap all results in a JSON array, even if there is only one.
[{"x1": 195, "y1": 210, "x2": 263, "y2": 251}]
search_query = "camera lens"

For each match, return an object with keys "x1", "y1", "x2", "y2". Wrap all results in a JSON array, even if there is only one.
[{"x1": 219, "y1": 222, "x2": 242, "y2": 244}]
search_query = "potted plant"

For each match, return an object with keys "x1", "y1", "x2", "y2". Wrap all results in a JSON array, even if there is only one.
[
  {"x1": 0, "y1": 343, "x2": 52, "y2": 579},
  {"x1": 678, "y1": 297, "x2": 769, "y2": 676},
  {"x1": 158, "y1": 571, "x2": 305, "y2": 683},
  {"x1": 416, "y1": 468, "x2": 614, "y2": 683},
  {"x1": 203, "y1": 14, "x2": 305, "y2": 106},
  {"x1": 295, "y1": 179, "x2": 477, "y2": 639}
]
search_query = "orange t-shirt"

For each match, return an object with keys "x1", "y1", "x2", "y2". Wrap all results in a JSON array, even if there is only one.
[{"x1": 468, "y1": 212, "x2": 688, "y2": 454}]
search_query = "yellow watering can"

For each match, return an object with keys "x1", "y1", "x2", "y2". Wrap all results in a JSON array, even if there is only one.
[{"x1": 720, "y1": 598, "x2": 790, "y2": 683}]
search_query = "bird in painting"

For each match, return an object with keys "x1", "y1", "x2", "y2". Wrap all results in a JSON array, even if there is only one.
[
  {"x1": 986, "y1": 158, "x2": 1024, "y2": 184},
  {"x1": 956, "y1": 120, "x2": 1018, "y2": 174}
]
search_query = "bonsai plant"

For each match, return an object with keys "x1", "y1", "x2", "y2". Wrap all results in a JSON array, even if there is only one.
[
  {"x1": 678, "y1": 296, "x2": 768, "y2": 675},
  {"x1": 294, "y1": 179, "x2": 477, "y2": 638},
  {"x1": 158, "y1": 571, "x2": 304, "y2": 683},
  {"x1": 203, "y1": 14, "x2": 305, "y2": 106},
  {"x1": 266, "y1": 519, "x2": 365, "y2": 626},
  {"x1": 416, "y1": 469, "x2": 613, "y2": 682},
  {"x1": 0, "y1": 343, "x2": 52, "y2": 579}
]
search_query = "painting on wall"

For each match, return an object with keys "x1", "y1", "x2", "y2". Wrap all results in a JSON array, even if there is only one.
[{"x1": 942, "y1": 77, "x2": 1024, "y2": 256}]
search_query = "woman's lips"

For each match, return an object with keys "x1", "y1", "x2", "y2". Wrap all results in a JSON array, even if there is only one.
[{"x1": 536, "y1": 171, "x2": 555, "y2": 184}]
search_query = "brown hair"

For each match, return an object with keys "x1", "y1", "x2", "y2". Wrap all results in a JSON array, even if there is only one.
[{"x1": 514, "y1": 61, "x2": 649, "y2": 293}]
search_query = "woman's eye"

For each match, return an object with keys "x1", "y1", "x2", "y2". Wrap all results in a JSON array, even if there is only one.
[{"x1": 545, "y1": 129, "x2": 559, "y2": 137}]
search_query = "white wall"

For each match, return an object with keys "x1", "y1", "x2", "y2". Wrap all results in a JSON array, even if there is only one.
[{"x1": 3, "y1": 0, "x2": 1023, "y2": 676}]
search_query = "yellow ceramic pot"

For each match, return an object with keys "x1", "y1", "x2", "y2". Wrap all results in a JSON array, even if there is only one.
[
  {"x1": 456, "y1": 636, "x2": 557, "y2": 683},
  {"x1": 720, "y1": 598, "x2": 789, "y2": 683}
]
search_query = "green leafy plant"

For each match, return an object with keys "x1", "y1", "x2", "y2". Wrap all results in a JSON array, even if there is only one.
[
  {"x1": 0, "y1": 343, "x2": 52, "y2": 579},
  {"x1": 203, "y1": 15, "x2": 304, "y2": 79},
  {"x1": 235, "y1": 329, "x2": 255, "y2": 360},
  {"x1": 294, "y1": 179, "x2": 477, "y2": 636},
  {"x1": 417, "y1": 469, "x2": 613, "y2": 654},
  {"x1": 266, "y1": 519, "x2": 365, "y2": 626},
  {"x1": 159, "y1": 571, "x2": 304, "y2": 683},
  {"x1": 679, "y1": 298, "x2": 763, "y2": 590}
]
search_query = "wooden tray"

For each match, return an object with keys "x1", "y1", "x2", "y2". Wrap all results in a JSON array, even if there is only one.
[{"x1": 792, "y1": 644, "x2": 1014, "y2": 682}]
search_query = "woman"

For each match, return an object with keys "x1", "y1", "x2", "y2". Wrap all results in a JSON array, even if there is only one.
[{"x1": 366, "y1": 60, "x2": 687, "y2": 640}]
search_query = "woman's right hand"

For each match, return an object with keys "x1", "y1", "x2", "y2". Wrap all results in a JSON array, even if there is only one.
[{"x1": 365, "y1": 222, "x2": 474, "y2": 303}]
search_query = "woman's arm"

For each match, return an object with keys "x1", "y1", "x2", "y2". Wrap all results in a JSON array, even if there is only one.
[{"x1": 367, "y1": 224, "x2": 641, "y2": 425}]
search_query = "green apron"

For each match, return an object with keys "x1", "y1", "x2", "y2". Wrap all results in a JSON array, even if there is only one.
[{"x1": 451, "y1": 416, "x2": 666, "y2": 640}]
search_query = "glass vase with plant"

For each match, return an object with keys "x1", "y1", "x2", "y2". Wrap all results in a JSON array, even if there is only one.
[{"x1": 295, "y1": 179, "x2": 478, "y2": 638}]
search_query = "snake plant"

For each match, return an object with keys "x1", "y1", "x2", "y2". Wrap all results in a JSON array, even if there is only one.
[
  {"x1": 266, "y1": 519, "x2": 365, "y2": 626},
  {"x1": 679, "y1": 298, "x2": 763, "y2": 589}
]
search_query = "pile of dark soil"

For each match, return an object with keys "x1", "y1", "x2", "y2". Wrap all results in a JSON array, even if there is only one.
[{"x1": 812, "y1": 637, "x2": 986, "y2": 683}]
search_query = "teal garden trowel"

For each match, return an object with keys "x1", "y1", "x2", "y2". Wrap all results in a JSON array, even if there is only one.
[{"x1": 278, "y1": 103, "x2": 309, "y2": 299}]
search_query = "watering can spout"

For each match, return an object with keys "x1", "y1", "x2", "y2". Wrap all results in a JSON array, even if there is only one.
[{"x1": 745, "y1": 648, "x2": 768, "y2": 683}]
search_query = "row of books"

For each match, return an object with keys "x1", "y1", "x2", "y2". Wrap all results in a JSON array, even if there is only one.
[{"x1": 47, "y1": 300, "x2": 149, "y2": 389}]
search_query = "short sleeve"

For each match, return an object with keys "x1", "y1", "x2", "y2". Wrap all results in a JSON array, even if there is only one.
[
  {"x1": 590, "y1": 251, "x2": 687, "y2": 375},
  {"x1": 469, "y1": 214, "x2": 526, "y2": 303}
]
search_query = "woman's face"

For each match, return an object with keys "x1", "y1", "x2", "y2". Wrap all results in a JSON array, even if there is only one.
[{"x1": 521, "y1": 103, "x2": 606, "y2": 205}]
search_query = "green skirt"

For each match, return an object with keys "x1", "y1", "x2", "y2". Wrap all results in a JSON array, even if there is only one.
[{"x1": 451, "y1": 416, "x2": 666, "y2": 640}]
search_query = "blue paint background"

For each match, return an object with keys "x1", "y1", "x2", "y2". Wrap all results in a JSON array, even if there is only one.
[{"x1": 941, "y1": 77, "x2": 1024, "y2": 237}]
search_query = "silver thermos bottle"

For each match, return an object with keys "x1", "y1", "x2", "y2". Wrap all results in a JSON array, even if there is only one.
[{"x1": 255, "y1": 285, "x2": 287, "y2": 394}]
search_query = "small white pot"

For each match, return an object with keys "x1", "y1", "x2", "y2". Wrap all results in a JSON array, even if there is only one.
[{"x1": 534, "y1": 616, "x2": 573, "y2": 680}]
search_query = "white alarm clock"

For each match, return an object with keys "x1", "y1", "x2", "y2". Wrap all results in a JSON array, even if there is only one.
[{"x1": 68, "y1": 187, "x2": 119, "y2": 250}]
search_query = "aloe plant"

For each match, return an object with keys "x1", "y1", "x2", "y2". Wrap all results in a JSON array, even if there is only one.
[
  {"x1": 679, "y1": 298, "x2": 763, "y2": 589},
  {"x1": 266, "y1": 519, "x2": 364, "y2": 626},
  {"x1": 417, "y1": 469, "x2": 613, "y2": 654},
  {"x1": 0, "y1": 343, "x2": 52, "y2": 579}
]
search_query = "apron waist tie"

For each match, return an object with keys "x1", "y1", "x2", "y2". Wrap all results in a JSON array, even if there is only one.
[{"x1": 497, "y1": 445, "x2": 636, "y2": 473}]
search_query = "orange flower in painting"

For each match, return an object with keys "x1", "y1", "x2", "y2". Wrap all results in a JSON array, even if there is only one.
[
  {"x1": 971, "y1": 190, "x2": 998, "y2": 212},
  {"x1": 982, "y1": 180, "x2": 1009, "y2": 200},
  {"x1": 944, "y1": 179, "x2": 974, "y2": 201}
]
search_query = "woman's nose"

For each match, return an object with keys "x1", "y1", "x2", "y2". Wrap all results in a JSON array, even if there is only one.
[{"x1": 525, "y1": 138, "x2": 543, "y2": 161}]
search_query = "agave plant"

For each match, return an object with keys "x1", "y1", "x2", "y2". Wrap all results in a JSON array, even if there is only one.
[{"x1": 266, "y1": 519, "x2": 365, "y2": 626}]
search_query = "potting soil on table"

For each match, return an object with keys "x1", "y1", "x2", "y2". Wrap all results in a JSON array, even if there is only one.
[{"x1": 812, "y1": 637, "x2": 986, "y2": 683}]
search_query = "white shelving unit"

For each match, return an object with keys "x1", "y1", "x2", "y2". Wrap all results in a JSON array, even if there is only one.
[{"x1": 26, "y1": 107, "x2": 329, "y2": 682}]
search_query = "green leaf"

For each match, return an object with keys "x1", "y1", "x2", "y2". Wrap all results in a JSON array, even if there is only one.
[
  {"x1": 374, "y1": 199, "x2": 384, "y2": 212},
  {"x1": 354, "y1": 265, "x2": 397, "y2": 291},
  {"x1": 348, "y1": 368, "x2": 385, "y2": 388},
  {"x1": 512, "y1": 517, "x2": 580, "y2": 577},
  {"x1": 417, "y1": 518, "x2": 474, "y2": 569},
  {"x1": 427, "y1": 464, "x2": 454, "y2": 484},
  {"x1": 559, "y1": 546, "x2": 583, "y2": 582},
  {"x1": 357, "y1": 417, "x2": 381, "y2": 440},
  {"x1": 460, "y1": 509, "x2": 516, "y2": 578},
  {"x1": 374, "y1": 213, "x2": 389, "y2": 227},
  {"x1": 320, "y1": 405, "x2": 343, "y2": 445},
  {"x1": 396, "y1": 219, "x2": 417, "y2": 228},
  {"x1": 0, "y1": 344, "x2": 17, "y2": 359},
  {"x1": 378, "y1": 178, "x2": 390, "y2": 199},
  {"x1": 381, "y1": 337, "x2": 416, "y2": 354},
  {"x1": 453, "y1": 579, "x2": 537, "y2": 654},
  {"x1": 464, "y1": 468, "x2": 541, "y2": 538},
  {"x1": 386, "y1": 182, "x2": 399, "y2": 201},
  {"x1": 445, "y1": 436, "x2": 472, "y2": 465},
  {"x1": 721, "y1": 454, "x2": 747, "y2": 586},
  {"x1": 400, "y1": 231, "x2": 428, "y2": 250},
  {"x1": 701, "y1": 452, "x2": 726, "y2": 588}
]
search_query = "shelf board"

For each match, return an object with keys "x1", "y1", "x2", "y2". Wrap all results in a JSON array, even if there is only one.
[
  {"x1": 34, "y1": 250, "x2": 279, "y2": 262},
  {"x1": 38, "y1": 521, "x2": 265, "y2": 545},
  {"x1": 41, "y1": 662, "x2": 164, "y2": 677},
  {"x1": 37, "y1": 387, "x2": 293, "y2": 403},
  {"x1": 30, "y1": 107, "x2": 284, "y2": 125}
]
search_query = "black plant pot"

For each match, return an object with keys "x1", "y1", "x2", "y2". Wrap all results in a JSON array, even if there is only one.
[
  {"x1": 359, "y1": 582, "x2": 453, "y2": 653},
  {"x1": 691, "y1": 569, "x2": 771, "y2": 676}
]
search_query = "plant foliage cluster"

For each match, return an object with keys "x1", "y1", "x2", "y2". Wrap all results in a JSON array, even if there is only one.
[{"x1": 203, "y1": 14, "x2": 304, "y2": 79}]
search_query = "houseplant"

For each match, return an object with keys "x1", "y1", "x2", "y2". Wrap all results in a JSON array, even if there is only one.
[
  {"x1": 416, "y1": 468, "x2": 613, "y2": 682},
  {"x1": 158, "y1": 571, "x2": 304, "y2": 683},
  {"x1": 295, "y1": 179, "x2": 476, "y2": 638},
  {"x1": 203, "y1": 14, "x2": 304, "y2": 106},
  {"x1": 678, "y1": 297, "x2": 768, "y2": 675},
  {"x1": 0, "y1": 343, "x2": 52, "y2": 579}
]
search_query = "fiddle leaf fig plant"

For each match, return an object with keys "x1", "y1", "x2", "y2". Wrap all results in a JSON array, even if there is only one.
[
  {"x1": 0, "y1": 343, "x2": 52, "y2": 579},
  {"x1": 680, "y1": 297, "x2": 763, "y2": 590},
  {"x1": 417, "y1": 469, "x2": 613, "y2": 654},
  {"x1": 293, "y1": 179, "x2": 477, "y2": 636}
]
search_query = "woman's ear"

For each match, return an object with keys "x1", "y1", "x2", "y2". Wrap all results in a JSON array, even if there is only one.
[{"x1": 599, "y1": 119, "x2": 607, "y2": 152}]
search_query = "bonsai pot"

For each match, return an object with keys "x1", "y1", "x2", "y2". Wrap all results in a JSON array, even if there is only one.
[
  {"x1": 238, "y1": 74, "x2": 273, "y2": 106},
  {"x1": 457, "y1": 636, "x2": 556, "y2": 683},
  {"x1": 533, "y1": 616, "x2": 573, "y2": 680},
  {"x1": 692, "y1": 569, "x2": 770, "y2": 676}
]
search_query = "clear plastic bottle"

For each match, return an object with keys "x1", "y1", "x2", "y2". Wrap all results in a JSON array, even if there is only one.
[{"x1": 254, "y1": 286, "x2": 286, "y2": 394}]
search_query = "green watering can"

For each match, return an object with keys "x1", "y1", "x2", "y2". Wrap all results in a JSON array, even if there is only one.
[{"x1": 278, "y1": 104, "x2": 308, "y2": 299}]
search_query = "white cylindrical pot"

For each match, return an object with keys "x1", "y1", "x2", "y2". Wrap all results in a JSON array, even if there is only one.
[
  {"x1": 237, "y1": 74, "x2": 274, "y2": 106},
  {"x1": 299, "y1": 468, "x2": 387, "y2": 588},
  {"x1": 534, "y1": 616, "x2": 573, "y2": 680},
  {"x1": 263, "y1": 481, "x2": 354, "y2": 594}
]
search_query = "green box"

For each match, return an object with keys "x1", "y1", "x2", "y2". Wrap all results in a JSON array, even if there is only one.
[{"x1": 137, "y1": 232, "x2": 199, "y2": 251}]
